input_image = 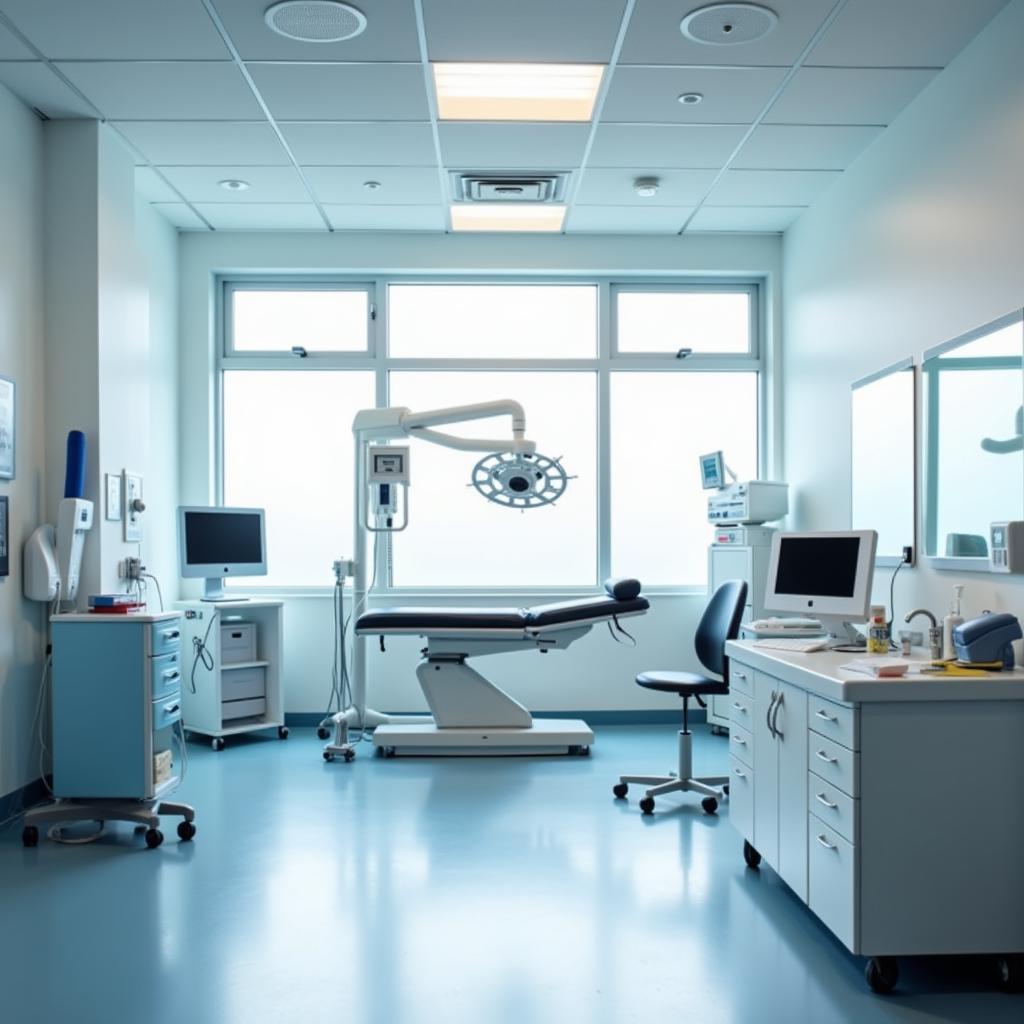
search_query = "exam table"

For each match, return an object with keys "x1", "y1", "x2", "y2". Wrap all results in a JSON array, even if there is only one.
[{"x1": 356, "y1": 578, "x2": 649, "y2": 756}]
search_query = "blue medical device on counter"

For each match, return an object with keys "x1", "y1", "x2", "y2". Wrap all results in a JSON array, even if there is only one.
[{"x1": 952, "y1": 612, "x2": 1023, "y2": 668}]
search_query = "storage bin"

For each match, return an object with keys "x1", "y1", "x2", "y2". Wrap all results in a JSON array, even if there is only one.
[{"x1": 221, "y1": 621, "x2": 257, "y2": 664}]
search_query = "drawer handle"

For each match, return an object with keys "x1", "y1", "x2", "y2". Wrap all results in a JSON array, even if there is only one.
[
  {"x1": 732, "y1": 767, "x2": 747, "y2": 779},
  {"x1": 231, "y1": 631, "x2": 243, "y2": 639},
  {"x1": 163, "y1": 670, "x2": 181, "y2": 682},
  {"x1": 733, "y1": 670, "x2": 747, "y2": 681},
  {"x1": 815, "y1": 792, "x2": 839, "y2": 810},
  {"x1": 815, "y1": 749, "x2": 839, "y2": 765},
  {"x1": 816, "y1": 834, "x2": 838, "y2": 851},
  {"x1": 731, "y1": 702, "x2": 747, "y2": 713},
  {"x1": 815, "y1": 709, "x2": 839, "y2": 723},
  {"x1": 163, "y1": 703, "x2": 180, "y2": 715},
  {"x1": 731, "y1": 735, "x2": 747, "y2": 746},
  {"x1": 163, "y1": 630, "x2": 181, "y2": 641}
]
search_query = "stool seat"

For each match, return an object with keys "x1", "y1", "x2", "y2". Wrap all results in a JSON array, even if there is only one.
[{"x1": 636, "y1": 671, "x2": 728, "y2": 696}]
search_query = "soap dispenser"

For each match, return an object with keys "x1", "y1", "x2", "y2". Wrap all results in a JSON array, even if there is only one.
[{"x1": 943, "y1": 585, "x2": 965, "y2": 660}]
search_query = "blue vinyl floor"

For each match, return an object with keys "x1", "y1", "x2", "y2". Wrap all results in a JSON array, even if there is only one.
[{"x1": 0, "y1": 724, "x2": 1018, "y2": 1024}]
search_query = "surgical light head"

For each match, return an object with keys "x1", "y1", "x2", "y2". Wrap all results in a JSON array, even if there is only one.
[{"x1": 471, "y1": 451, "x2": 570, "y2": 509}]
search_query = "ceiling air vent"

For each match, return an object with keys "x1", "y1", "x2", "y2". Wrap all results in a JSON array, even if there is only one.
[
  {"x1": 451, "y1": 173, "x2": 570, "y2": 203},
  {"x1": 264, "y1": 1, "x2": 367, "y2": 43}
]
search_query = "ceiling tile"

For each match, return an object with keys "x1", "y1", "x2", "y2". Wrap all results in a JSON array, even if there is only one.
[
  {"x1": 423, "y1": 0, "x2": 627, "y2": 61},
  {"x1": 706, "y1": 168, "x2": 840, "y2": 205},
  {"x1": 280, "y1": 122, "x2": 436, "y2": 165},
  {"x1": 213, "y1": 0, "x2": 421, "y2": 62},
  {"x1": 135, "y1": 167, "x2": 182, "y2": 203},
  {"x1": 0, "y1": 61, "x2": 97, "y2": 117},
  {"x1": 620, "y1": 0, "x2": 837, "y2": 66},
  {"x1": 304, "y1": 166, "x2": 441, "y2": 205},
  {"x1": 159, "y1": 165, "x2": 310, "y2": 203},
  {"x1": 112, "y1": 122, "x2": 289, "y2": 165},
  {"x1": 733, "y1": 124, "x2": 883, "y2": 170},
  {"x1": 601, "y1": 67, "x2": 786, "y2": 124},
  {"x1": 576, "y1": 168, "x2": 716, "y2": 206},
  {"x1": 808, "y1": 0, "x2": 1009, "y2": 68},
  {"x1": 249, "y1": 63, "x2": 429, "y2": 121},
  {"x1": 57, "y1": 61, "x2": 262, "y2": 120},
  {"x1": 151, "y1": 203, "x2": 209, "y2": 230},
  {"x1": 0, "y1": 0, "x2": 229, "y2": 59},
  {"x1": 588, "y1": 124, "x2": 746, "y2": 168},
  {"x1": 324, "y1": 205, "x2": 445, "y2": 231},
  {"x1": 688, "y1": 206, "x2": 805, "y2": 232},
  {"x1": 765, "y1": 67, "x2": 938, "y2": 125},
  {"x1": 193, "y1": 203, "x2": 326, "y2": 230},
  {"x1": 566, "y1": 206, "x2": 692, "y2": 233},
  {"x1": 0, "y1": 21, "x2": 33, "y2": 58},
  {"x1": 438, "y1": 123, "x2": 590, "y2": 170}
]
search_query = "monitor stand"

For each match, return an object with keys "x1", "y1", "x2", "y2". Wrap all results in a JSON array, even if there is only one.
[
  {"x1": 201, "y1": 577, "x2": 249, "y2": 603},
  {"x1": 821, "y1": 618, "x2": 867, "y2": 651}
]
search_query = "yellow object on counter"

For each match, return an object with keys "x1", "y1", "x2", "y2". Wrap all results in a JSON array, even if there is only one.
[{"x1": 917, "y1": 660, "x2": 1000, "y2": 677}]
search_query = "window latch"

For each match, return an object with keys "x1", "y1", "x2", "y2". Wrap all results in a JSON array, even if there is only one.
[
  {"x1": 291, "y1": 346, "x2": 308, "y2": 358},
  {"x1": 676, "y1": 347, "x2": 693, "y2": 359}
]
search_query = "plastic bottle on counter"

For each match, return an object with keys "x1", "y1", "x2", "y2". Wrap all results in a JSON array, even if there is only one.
[
  {"x1": 867, "y1": 604, "x2": 890, "y2": 654},
  {"x1": 943, "y1": 585, "x2": 965, "y2": 660}
]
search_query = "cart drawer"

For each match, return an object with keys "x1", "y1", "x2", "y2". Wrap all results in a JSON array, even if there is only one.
[
  {"x1": 729, "y1": 756, "x2": 754, "y2": 840},
  {"x1": 808, "y1": 695, "x2": 858, "y2": 750},
  {"x1": 728, "y1": 722, "x2": 754, "y2": 768},
  {"x1": 151, "y1": 652, "x2": 182, "y2": 701},
  {"x1": 809, "y1": 733, "x2": 858, "y2": 797},
  {"x1": 153, "y1": 695, "x2": 183, "y2": 731},
  {"x1": 220, "y1": 621, "x2": 257, "y2": 664},
  {"x1": 808, "y1": 816, "x2": 856, "y2": 952},
  {"x1": 730, "y1": 661, "x2": 754, "y2": 697},
  {"x1": 808, "y1": 774, "x2": 857, "y2": 844},
  {"x1": 221, "y1": 665, "x2": 266, "y2": 702},
  {"x1": 222, "y1": 696, "x2": 266, "y2": 721},
  {"x1": 150, "y1": 621, "x2": 183, "y2": 657}
]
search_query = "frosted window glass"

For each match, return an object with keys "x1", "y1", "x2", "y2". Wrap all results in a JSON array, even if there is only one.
[
  {"x1": 232, "y1": 290, "x2": 368, "y2": 352},
  {"x1": 388, "y1": 285, "x2": 597, "y2": 358},
  {"x1": 610, "y1": 373, "x2": 758, "y2": 586},
  {"x1": 388, "y1": 372, "x2": 597, "y2": 586},
  {"x1": 616, "y1": 291, "x2": 750, "y2": 354},
  {"x1": 222, "y1": 370, "x2": 375, "y2": 586}
]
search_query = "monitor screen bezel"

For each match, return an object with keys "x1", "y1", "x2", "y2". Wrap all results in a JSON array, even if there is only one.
[
  {"x1": 764, "y1": 530, "x2": 878, "y2": 620},
  {"x1": 177, "y1": 506, "x2": 267, "y2": 580},
  {"x1": 699, "y1": 450, "x2": 726, "y2": 490}
]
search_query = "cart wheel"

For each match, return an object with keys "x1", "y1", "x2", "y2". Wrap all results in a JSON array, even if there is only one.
[
  {"x1": 278, "y1": 726, "x2": 289, "y2": 740},
  {"x1": 21, "y1": 825, "x2": 39, "y2": 848},
  {"x1": 145, "y1": 828, "x2": 164, "y2": 850},
  {"x1": 578, "y1": 745, "x2": 591, "y2": 756},
  {"x1": 317, "y1": 727, "x2": 330, "y2": 740},
  {"x1": 865, "y1": 957, "x2": 899, "y2": 994},
  {"x1": 997, "y1": 954, "x2": 1024, "y2": 993},
  {"x1": 384, "y1": 746, "x2": 397, "y2": 758},
  {"x1": 323, "y1": 751, "x2": 334, "y2": 762},
  {"x1": 344, "y1": 750, "x2": 356, "y2": 763},
  {"x1": 612, "y1": 782, "x2": 628, "y2": 799},
  {"x1": 212, "y1": 737, "x2": 225, "y2": 752},
  {"x1": 177, "y1": 821, "x2": 196, "y2": 842},
  {"x1": 639, "y1": 796, "x2": 655, "y2": 815},
  {"x1": 723, "y1": 784, "x2": 730, "y2": 796},
  {"x1": 743, "y1": 840, "x2": 762, "y2": 869},
  {"x1": 701, "y1": 796, "x2": 718, "y2": 815}
]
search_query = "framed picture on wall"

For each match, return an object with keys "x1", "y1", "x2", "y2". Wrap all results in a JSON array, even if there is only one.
[
  {"x1": 0, "y1": 496, "x2": 9, "y2": 577},
  {"x1": 0, "y1": 375, "x2": 14, "y2": 480}
]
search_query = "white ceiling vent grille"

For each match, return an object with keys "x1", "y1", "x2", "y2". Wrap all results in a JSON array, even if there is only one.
[
  {"x1": 680, "y1": 3, "x2": 778, "y2": 45},
  {"x1": 451, "y1": 173, "x2": 569, "y2": 203},
  {"x1": 264, "y1": 1, "x2": 367, "y2": 43}
]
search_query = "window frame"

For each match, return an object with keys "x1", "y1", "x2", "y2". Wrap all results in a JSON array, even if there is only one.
[{"x1": 217, "y1": 274, "x2": 766, "y2": 597}]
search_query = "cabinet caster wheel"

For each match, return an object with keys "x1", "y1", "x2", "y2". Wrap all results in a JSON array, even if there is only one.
[
  {"x1": 578, "y1": 745, "x2": 590, "y2": 756},
  {"x1": 211, "y1": 737, "x2": 225, "y2": 752},
  {"x1": 384, "y1": 746, "x2": 397, "y2": 758},
  {"x1": 865, "y1": 957, "x2": 899, "y2": 994},
  {"x1": 144, "y1": 828, "x2": 164, "y2": 850},
  {"x1": 344, "y1": 750, "x2": 355, "y2": 763},
  {"x1": 612, "y1": 782, "x2": 628, "y2": 799},
  {"x1": 743, "y1": 840, "x2": 762, "y2": 869},
  {"x1": 21, "y1": 825, "x2": 39, "y2": 848},
  {"x1": 177, "y1": 821, "x2": 196, "y2": 842},
  {"x1": 278, "y1": 726, "x2": 289, "y2": 740},
  {"x1": 723, "y1": 784, "x2": 730, "y2": 795},
  {"x1": 323, "y1": 751, "x2": 334, "y2": 762},
  {"x1": 997, "y1": 954, "x2": 1024, "y2": 993},
  {"x1": 639, "y1": 796, "x2": 655, "y2": 815},
  {"x1": 701, "y1": 796, "x2": 718, "y2": 815},
  {"x1": 317, "y1": 727, "x2": 330, "y2": 740}
]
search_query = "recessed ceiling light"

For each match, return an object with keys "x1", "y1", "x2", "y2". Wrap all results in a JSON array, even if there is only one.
[
  {"x1": 450, "y1": 204, "x2": 566, "y2": 233},
  {"x1": 634, "y1": 177, "x2": 659, "y2": 198},
  {"x1": 363, "y1": 180, "x2": 381, "y2": 191},
  {"x1": 433, "y1": 63, "x2": 604, "y2": 122},
  {"x1": 678, "y1": 92, "x2": 703, "y2": 105},
  {"x1": 219, "y1": 179, "x2": 250, "y2": 191},
  {"x1": 680, "y1": 3, "x2": 778, "y2": 45},
  {"x1": 264, "y1": 1, "x2": 367, "y2": 43}
]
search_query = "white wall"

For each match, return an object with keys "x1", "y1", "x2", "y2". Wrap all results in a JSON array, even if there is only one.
[
  {"x1": 783, "y1": 0, "x2": 1024, "y2": 621},
  {"x1": 0, "y1": 84, "x2": 46, "y2": 800}
]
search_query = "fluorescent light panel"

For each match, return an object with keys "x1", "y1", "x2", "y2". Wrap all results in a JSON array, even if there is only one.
[
  {"x1": 433, "y1": 63, "x2": 604, "y2": 121},
  {"x1": 450, "y1": 204, "x2": 566, "y2": 232}
]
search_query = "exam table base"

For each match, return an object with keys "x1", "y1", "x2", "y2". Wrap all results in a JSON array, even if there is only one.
[{"x1": 372, "y1": 719, "x2": 594, "y2": 757}]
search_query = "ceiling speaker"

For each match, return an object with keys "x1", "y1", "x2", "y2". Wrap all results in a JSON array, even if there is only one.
[
  {"x1": 680, "y1": 3, "x2": 778, "y2": 45},
  {"x1": 264, "y1": 1, "x2": 367, "y2": 43}
]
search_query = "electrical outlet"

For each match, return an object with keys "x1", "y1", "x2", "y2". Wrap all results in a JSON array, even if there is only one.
[
  {"x1": 902, "y1": 545, "x2": 914, "y2": 565},
  {"x1": 123, "y1": 471, "x2": 144, "y2": 543},
  {"x1": 105, "y1": 473, "x2": 122, "y2": 522}
]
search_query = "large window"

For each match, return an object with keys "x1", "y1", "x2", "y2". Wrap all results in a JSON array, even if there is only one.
[{"x1": 219, "y1": 279, "x2": 763, "y2": 590}]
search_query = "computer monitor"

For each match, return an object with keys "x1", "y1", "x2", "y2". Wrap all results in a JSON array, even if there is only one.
[
  {"x1": 177, "y1": 506, "x2": 266, "y2": 602},
  {"x1": 699, "y1": 451, "x2": 726, "y2": 490},
  {"x1": 764, "y1": 530, "x2": 878, "y2": 641}
]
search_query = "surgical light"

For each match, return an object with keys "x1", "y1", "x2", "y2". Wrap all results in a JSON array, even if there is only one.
[{"x1": 471, "y1": 451, "x2": 570, "y2": 509}]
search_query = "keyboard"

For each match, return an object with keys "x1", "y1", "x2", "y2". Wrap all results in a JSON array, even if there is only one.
[{"x1": 753, "y1": 636, "x2": 831, "y2": 653}]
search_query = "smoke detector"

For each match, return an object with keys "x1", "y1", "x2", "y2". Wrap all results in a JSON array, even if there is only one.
[
  {"x1": 264, "y1": 1, "x2": 367, "y2": 43},
  {"x1": 634, "y1": 177, "x2": 659, "y2": 198},
  {"x1": 680, "y1": 3, "x2": 778, "y2": 45}
]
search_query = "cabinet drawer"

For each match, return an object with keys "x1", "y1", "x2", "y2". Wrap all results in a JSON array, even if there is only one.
[
  {"x1": 729, "y1": 661, "x2": 754, "y2": 697},
  {"x1": 808, "y1": 775, "x2": 857, "y2": 844},
  {"x1": 728, "y1": 722, "x2": 754, "y2": 767},
  {"x1": 809, "y1": 734, "x2": 858, "y2": 797},
  {"x1": 221, "y1": 622, "x2": 257, "y2": 664},
  {"x1": 152, "y1": 694, "x2": 182, "y2": 731},
  {"x1": 729, "y1": 756, "x2": 754, "y2": 840},
  {"x1": 222, "y1": 696, "x2": 266, "y2": 721},
  {"x1": 729, "y1": 691, "x2": 754, "y2": 726},
  {"x1": 150, "y1": 621, "x2": 183, "y2": 657},
  {"x1": 808, "y1": 817, "x2": 856, "y2": 952},
  {"x1": 808, "y1": 696, "x2": 858, "y2": 750},
  {"x1": 151, "y1": 652, "x2": 182, "y2": 701},
  {"x1": 222, "y1": 665, "x2": 266, "y2": 702}
]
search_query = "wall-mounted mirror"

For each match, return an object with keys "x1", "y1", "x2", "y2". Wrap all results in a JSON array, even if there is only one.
[
  {"x1": 923, "y1": 310, "x2": 1024, "y2": 570},
  {"x1": 851, "y1": 359, "x2": 916, "y2": 566}
]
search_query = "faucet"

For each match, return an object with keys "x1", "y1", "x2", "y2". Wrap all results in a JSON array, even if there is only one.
[{"x1": 905, "y1": 609, "x2": 942, "y2": 659}]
